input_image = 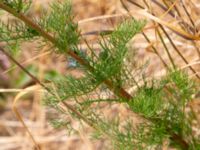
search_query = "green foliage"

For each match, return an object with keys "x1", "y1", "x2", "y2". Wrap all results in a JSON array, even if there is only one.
[
  {"x1": 110, "y1": 19, "x2": 146, "y2": 47},
  {"x1": 40, "y1": 0, "x2": 80, "y2": 52},
  {"x1": 50, "y1": 119, "x2": 70, "y2": 129},
  {"x1": 164, "y1": 70, "x2": 195, "y2": 105},
  {"x1": 0, "y1": 17, "x2": 39, "y2": 55},
  {"x1": 46, "y1": 75, "x2": 100, "y2": 105},
  {"x1": 45, "y1": 18, "x2": 146, "y2": 107},
  {"x1": 127, "y1": 70, "x2": 198, "y2": 149},
  {"x1": 92, "y1": 19, "x2": 146, "y2": 88},
  {"x1": 0, "y1": 1, "x2": 199, "y2": 149},
  {"x1": 0, "y1": 20, "x2": 38, "y2": 40},
  {"x1": 128, "y1": 84, "x2": 164, "y2": 118},
  {"x1": 2, "y1": 0, "x2": 31, "y2": 13},
  {"x1": 0, "y1": 21, "x2": 34, "y2": 42}
]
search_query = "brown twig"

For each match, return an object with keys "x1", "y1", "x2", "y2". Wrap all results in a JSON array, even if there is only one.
[
  {"x1": 156, "y1": 27, "x2": 176, "y2": 68},
  {"x1": 0, "y1": 47, "x2": 47, "y2": 90}
]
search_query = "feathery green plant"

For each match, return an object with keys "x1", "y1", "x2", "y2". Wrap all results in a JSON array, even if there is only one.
[{"x1": 0, "y1": 0, "x2": 199, "y2": 149}]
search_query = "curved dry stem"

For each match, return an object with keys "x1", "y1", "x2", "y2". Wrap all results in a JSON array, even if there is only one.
[
  {"x1": 159, "y1": 0, "x2": 178, "y2": 19},
  {"x1": 12, "y1": 85, "x2": 42, "y2": 150},
  {"x1": 138, "y1": 10, "x2": 200, "y2": 40}
]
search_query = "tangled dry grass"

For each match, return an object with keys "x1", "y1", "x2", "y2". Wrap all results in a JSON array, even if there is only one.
[{"x1": 0, "y1": 0, "x2": 200, "y2": 149}]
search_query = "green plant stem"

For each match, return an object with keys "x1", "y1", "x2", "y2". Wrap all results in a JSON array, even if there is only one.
[
  {"x1": 0, "y1": 2, "x2": 139, "y2": 144},
  {"x1": 1, "y1": 1, "x2": 193, "y2": 149},
  {"x1": 0, "y1": 2, "x2": 132, "y2": 100}
]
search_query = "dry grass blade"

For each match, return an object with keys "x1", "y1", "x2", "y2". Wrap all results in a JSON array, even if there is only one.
[
  {"x1": 137, "y1": 10, "x2": 200, "y2": 40},
  {"x1": 123, "y1": 0, "x2": 200, "y2": 80},
  {"x1": 12, "y1": 85, "x2": 43, "y2": 150},
  {"x1": 180, "y1": 60, "x2": 200, "y2": 70},
  {"x1": 159, "y1": 0, "x2": 177, "y2": 19},
  {"x1": 2, "y1": 51, "x2": 51, "y2": 75},
  {"x1": 0, "y1": 89, "x2": 34, "y2": 93}
]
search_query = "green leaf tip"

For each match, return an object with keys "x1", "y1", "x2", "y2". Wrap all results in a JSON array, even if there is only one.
[
  {"x1": 1, "y1": 0, "x2": 32, "y2": 13},
  {"x1": 41, "y1": 0, "x2": 79, "y2": 53},
  {"x1": 128, "y1": 84, "x2": 163, "y2": 118},
  {"x1": 110, "y1": 19, "x2": 146, "y2": 46}
]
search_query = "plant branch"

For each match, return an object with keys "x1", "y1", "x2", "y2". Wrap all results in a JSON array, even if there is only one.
[
  {"x1": 0, "y1": 2, "x2": 132, "y2": 100},
  {"x1": 0, "y1": 47, "x2": 47, "y2": 89},
  {"x1": 0, "y1": 46, "x2": 114, "y2": 144}
]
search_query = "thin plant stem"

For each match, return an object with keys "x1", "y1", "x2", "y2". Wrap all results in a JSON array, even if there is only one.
[
  {"x1": 126, "y1": 0, "x2": 200, "y2": 80},
  {"x1": 51, "y1": 84, "x2": 114, "y2": 140},
  {"x1": 142, "y1": 32, "x2": 169, "y2": 69},
  {"x1": 0, "y1": 47, "x2": 47, "y2": 90},
  {"x1": 180, "y1": 0, "x2": 196, "y2": 29},
  {"x1": 152, "y1": 0, "x2": 195, "y2": 33},
  {"x1": 178, "y1": 0, "x2": 200, "y2": 58},
  {"x1": 156, "y1": 27, "x2": 176, "y2": 68},
  {"x1": 124, "y1": 0, "x2": 168, "y2": 68},
  {"x1": 160, "y1": 26, "x2": 200, "y2": 80},
  {"x1": 155, "y1": 0, "x2": 200, "y2": 58}
]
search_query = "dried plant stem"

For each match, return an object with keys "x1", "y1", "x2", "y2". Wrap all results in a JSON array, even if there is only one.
[
  {"x1": 178, "y1": 1, "x2": 200, "y2": 58},
  {"x1": 180, "y1": 0, "x2": 196, "y2": 29},
  {"x1": 145, "y1": 0, "x2": 200, "y2": 78},
  {"x1": 0, "y1": 47, "x2": 46, "y2": 89},
  {"x1": 155, "y1": 0, "x2": 200, "y2": 58},
  {"x1": 160, "y1": 26, "x2": 200, "y2": 80},
  {"x1": 152, "y1": 0, "x2": 195, "y2": 34},
  {"x1": 142, "y1": 32, "x2": 169, "y2": 69},
  {"x1": 125, "y1": 0, "x2": 200, "y2": 80},
  {"x1": 12, "y1": 86, "x2": 41, "y2": 150},
  {"x1": 124, "y1": 0, "x2": 169, "y2": 68},
  {"x1": 156, "y1": 28, "x2": 176, "y2": 68}
]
